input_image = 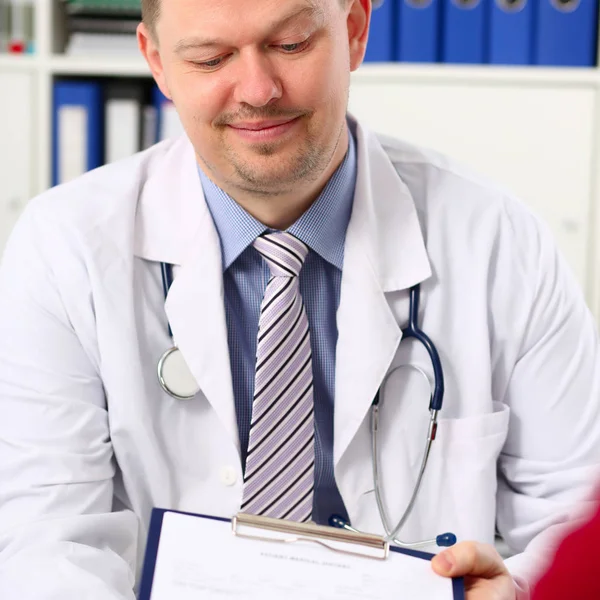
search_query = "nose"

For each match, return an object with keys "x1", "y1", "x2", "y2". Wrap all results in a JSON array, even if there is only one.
[{"x1": 233, "y1": 50, "x2": 282, "y2": 108}]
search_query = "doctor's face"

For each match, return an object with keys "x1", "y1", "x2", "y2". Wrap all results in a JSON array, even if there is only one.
[{"x1": 139, "y1": 0, "x2": 368, "y2": 196}]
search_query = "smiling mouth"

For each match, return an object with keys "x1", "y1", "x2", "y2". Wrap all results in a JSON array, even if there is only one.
[
  {"x1": 225, "y1": 116, "x2": 302, "y2": 143},
  {"x1": 229, "y1": 117, "x2": 299, "y2": 131}
]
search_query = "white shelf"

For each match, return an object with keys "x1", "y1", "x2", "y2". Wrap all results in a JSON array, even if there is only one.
[
  {"x1": 48, "y1": 54, "x2": 150, "y2": 76},
  {"x1": 0, "y1": 55, "x2": 40, "y2": 71},
  {"x1": 0, "y1": 54, "x2": 149, "y2": 76},
  {"x1": 352, "y1": 63, "x2": 600, "y2": 88}
]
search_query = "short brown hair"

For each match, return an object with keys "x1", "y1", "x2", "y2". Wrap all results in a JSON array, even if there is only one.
[
  {"x1": 141, "y1": 0, "x2": 160, "y2": 35},
  {"x1": 141, "y1": 0, "x2": 350, "y2": 34}
]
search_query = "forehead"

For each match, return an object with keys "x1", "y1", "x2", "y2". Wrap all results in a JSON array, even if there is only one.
[{"x1": 158, "y1": 0, "x2": 335, "y2": 30}]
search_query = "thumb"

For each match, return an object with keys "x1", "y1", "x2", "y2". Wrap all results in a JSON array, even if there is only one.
[{"x1": 431, "y1": 542, "x2": 507, "y2": 579}]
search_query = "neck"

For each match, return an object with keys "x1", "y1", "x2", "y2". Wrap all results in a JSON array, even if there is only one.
[{"x1": 200, "y1": 127, "x2": 349, "y2": 231}]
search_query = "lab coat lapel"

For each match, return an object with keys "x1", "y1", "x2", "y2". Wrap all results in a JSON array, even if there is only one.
[
  {"x1": 134, "y1": 136, "x2": 239, "y2": 454},
  {"x1": 334, "y1": 119, "x2": 432, "y2": 467}
]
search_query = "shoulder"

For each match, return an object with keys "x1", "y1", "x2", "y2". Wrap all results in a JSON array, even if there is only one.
[
  {"x1": 377, "y1": 132, "x2": 516, "y2": 212},
  {"x1": 25, "y1": 138, "x2": 179, "y2": 232},
  {"x1": 7, "y1": 137, "x2": 186, "y2": 264},
  {"x1": 371, "y1": 131, "x2": 565, "y2": 309},
  {"x1": 375, "y1": 131, "x2": 549, "y2": 259}
]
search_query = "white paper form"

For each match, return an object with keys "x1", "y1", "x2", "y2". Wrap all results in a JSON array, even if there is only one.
[{"x1": 148, "y1": 512, "x2": 456, "y2": 600}]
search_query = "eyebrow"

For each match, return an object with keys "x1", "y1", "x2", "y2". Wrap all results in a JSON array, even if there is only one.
[{"x1": 173, "y1": 2, "x2": 325, "y2": 54}]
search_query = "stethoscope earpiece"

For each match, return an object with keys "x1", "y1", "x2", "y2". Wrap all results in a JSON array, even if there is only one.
[{"x1": 436, "y1": 533, "x2": 457, "y2": 547}]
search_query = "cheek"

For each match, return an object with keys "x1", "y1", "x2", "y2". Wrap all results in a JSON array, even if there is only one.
[
  {"x1": 283, "y1": 55, "x2": 347, "y2": 112},
  {"x1": 167, "y1": 66, "x2": 230, "y2": 126}
]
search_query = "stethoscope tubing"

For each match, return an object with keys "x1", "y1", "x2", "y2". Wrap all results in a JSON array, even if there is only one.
[
  {"x1": 403, "y1": 285, "x2": 445, "y2": 412},
  {"x1": 161, "y1": 262, "x2": 174, "y2": 338},
  {"x1": 332, "y1": 284, "x2": 455, "y2": 548},
  {"x1": 373, "y1": 398, "x2": 439, "y2": 546}
]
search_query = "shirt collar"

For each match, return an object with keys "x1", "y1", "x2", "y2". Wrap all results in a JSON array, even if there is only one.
[{"x1": 199, "y1": 126, "x2": 357, "y2": 271}]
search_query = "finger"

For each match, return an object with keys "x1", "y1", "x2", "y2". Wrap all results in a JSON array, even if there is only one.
[{"x1": 431, "y1": 541, "x2": 508, "y2": 579}]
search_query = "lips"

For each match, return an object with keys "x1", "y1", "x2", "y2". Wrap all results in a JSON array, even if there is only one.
[
  {"x1": 225, "y1": 115, "x2": 301, "y2": 143},
  {"x1": 229, "y1": 117, "x2": 298, "y2": 131}
]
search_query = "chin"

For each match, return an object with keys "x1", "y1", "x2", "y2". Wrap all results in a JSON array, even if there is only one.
[{"x1": 234, "y1": 171, "x2": 297, "y2": 193}]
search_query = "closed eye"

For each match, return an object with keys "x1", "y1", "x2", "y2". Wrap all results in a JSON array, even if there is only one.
[
  {"x1": 191, "y1": 55, "x2": 231, "y2": 70},
  {"x1": 201, "y1": 58, "x2": 223, "y2": 67},
  {"x1": 277, "y1": 40, "x2": 310, "y2": 53}
]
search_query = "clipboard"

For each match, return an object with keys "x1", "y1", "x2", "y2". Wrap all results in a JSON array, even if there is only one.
[{"x1": 139, "y1": 508, "x2": 465, "y2": 600}]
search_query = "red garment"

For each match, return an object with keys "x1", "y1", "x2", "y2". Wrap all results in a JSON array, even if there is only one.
[{"x1": 532, "y1": 499, "x2": 600, "y2": 600}]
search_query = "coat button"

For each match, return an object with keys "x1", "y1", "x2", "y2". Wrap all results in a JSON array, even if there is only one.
[{"x1": 220, "y1": 466, "x2": 238, "y2": 486}]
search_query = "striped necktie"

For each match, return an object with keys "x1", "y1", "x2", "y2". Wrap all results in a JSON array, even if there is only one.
[{"x1": 240, "y1": 231, "x2": 315, "y2": 522}]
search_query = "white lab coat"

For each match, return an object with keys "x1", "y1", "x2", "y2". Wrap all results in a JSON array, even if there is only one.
[{"x1": 0, "y1": 116, "x2": 599, "y2": 599}]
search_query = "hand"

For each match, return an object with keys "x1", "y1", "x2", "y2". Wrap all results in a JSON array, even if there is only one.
[{"x1": 431, "y1": 541, "x2": 516, "y2": 600}]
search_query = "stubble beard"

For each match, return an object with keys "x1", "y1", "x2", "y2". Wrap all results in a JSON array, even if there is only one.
[
  {"x1": 225, "y1": 129, "x2": 332, "y2": 197},
  {"x1": 197, "y1": 109, "x2": 346, "y2": 198}
]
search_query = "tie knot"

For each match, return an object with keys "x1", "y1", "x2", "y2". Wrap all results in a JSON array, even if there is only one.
[{"x1": 253, "y1": 232, "x2": 309, "y2": 278}]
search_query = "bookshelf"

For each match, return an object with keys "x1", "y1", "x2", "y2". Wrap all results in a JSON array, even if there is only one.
[{"x1": 2, "y1": 0, "x2": 600, "y2": 321}]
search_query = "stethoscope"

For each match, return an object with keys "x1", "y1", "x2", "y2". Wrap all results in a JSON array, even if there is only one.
[
  {"x1": 157, "y1": 264, "x2": 456, "y2": 548},
  {"x1": 329, "y1": 285, "x2": 456, "y2": 549},
  {"x1": 156, "y1": 263, "x2": 201, "y2": 400}
]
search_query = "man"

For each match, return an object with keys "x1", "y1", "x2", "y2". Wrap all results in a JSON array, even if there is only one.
[{"x1": 0, "y1": 0, "x2": 598, "y2": 598}]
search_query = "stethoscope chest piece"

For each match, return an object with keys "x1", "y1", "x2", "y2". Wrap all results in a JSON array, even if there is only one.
[{"x1": 157, "y1": 346, "x2": 200, "y2": 400}]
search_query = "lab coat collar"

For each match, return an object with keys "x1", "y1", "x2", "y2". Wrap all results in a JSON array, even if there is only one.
[
  {"x1": 333, "y1": 116, "x2": 432, "y2": 467},
  {"x1": 134, "y1": 135, "x2": 206, "y2": 265},
  {"x1": 134, "y1": 136, "x2": 240, "y2": 455},
  {"x1": 345, "y1": 115, "x2": 431, "y2": 292},
  {"x1": 133, "y1": 119, "x2": 432, "y2": 286}
]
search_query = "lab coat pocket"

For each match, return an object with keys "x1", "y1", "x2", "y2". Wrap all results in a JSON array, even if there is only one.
[
  {"x1": 351, "y1": 401, "x2": 510, "y2": 546},
  {"x1": 421, "y1": 401, "x2": 511, "y2": 543},
  {"x1": 436, "y1": 401, "x2": 510, "y2": 442}
]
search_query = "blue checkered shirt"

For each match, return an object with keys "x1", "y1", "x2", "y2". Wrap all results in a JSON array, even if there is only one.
[{"x1": 198, "y1": 131, "x2": 356, "y2": 525}]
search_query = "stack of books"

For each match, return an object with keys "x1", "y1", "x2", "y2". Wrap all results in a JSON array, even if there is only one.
[
  {"x1": 63, "y1": 0, "x2": 141, "y2": 55},
  {"x1": 52, "y1": 78, "x2": 184, "y2": 186}
]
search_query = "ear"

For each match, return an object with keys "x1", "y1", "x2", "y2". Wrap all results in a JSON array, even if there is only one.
[
  {"x1": 346, "y1": 0, "x2": 371, "y2": 71},
  {"x1": 137, "y1": 22, "x2": 172, "y2": 100}
]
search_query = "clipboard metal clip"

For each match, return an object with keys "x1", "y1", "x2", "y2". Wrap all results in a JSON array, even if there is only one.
[{"x1": 232, "y1": 513, "x2": 390, "y2": 561}]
